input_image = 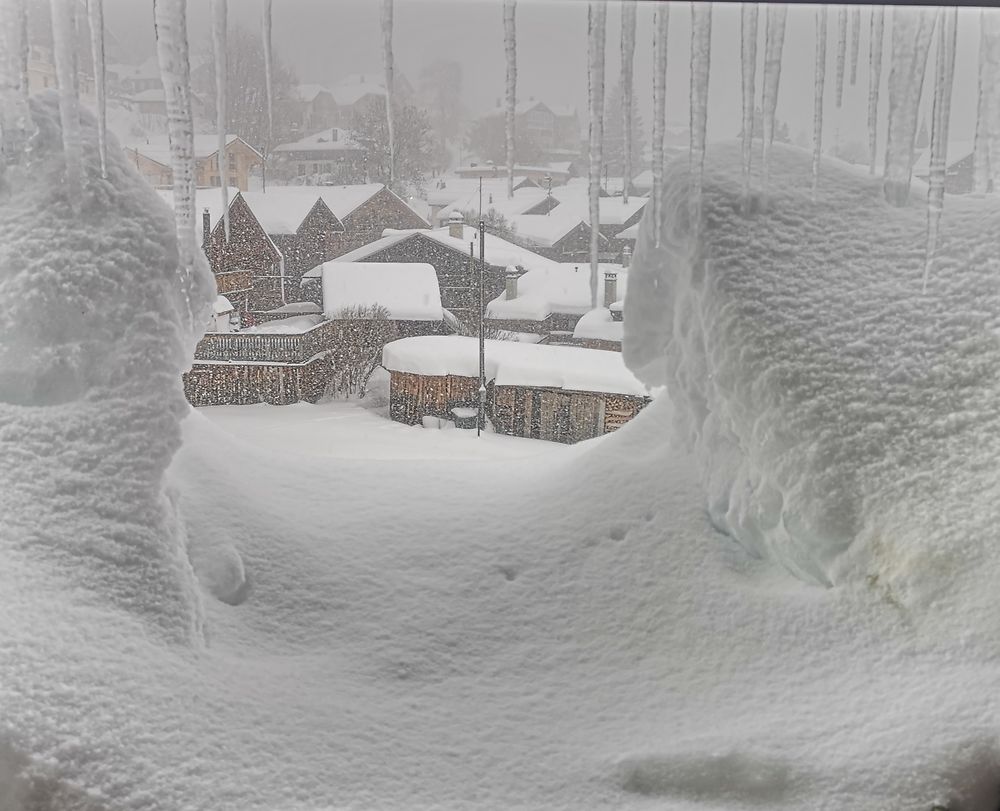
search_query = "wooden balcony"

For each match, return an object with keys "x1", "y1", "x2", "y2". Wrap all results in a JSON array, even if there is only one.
[{"x1": 194, "y1": 319, "x2": 338, "y2": 364}]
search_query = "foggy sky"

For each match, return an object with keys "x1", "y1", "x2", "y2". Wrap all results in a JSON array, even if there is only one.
[{"x1": 100, "y1": 0, "x2": 984, "y2": 154}]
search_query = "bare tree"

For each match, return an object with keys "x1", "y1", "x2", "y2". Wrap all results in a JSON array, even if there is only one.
[{"x1": 328, "y1": 305, "x2": 399, "y2": 399}]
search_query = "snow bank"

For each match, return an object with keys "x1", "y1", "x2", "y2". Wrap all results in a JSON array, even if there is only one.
[
  {"x1": 0, "y1": 94, "x2": 214, "y2": 643},
  {"x1": 625, "y1": 141, "x2": 1000, "y2": 588}
]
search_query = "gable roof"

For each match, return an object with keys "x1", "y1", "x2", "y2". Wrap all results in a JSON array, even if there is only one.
[
  {"x1": 508, "y1": 213, "x2": 602, "y2": 248},
  {"x1": 122, "y1": 134, "x2": 261, "y2": 167},
  {"x1": 292, "y1": 83, "x2": 333, "y2": 103},
  {"x1": 912, "y1": 139, "x2": 976, "y2": 177},
  {"x1": 329, "y1": 74, "x2": 387, "y2": 107},
  {"x1": 240, "y1": 189, "x2": 340, "y2": 235},
  {"x1": 434, "y1": 185, "x2": 554, "y2": 225},
  {"x1": 321, "y1": 262, "x2": 443, "y2": 321},
  {"x1": 273, "y1": 128, "x2": 362, "y2": 154},
  {"x1": 156, "y1": 187, "x2": 240, "y2": 232}
]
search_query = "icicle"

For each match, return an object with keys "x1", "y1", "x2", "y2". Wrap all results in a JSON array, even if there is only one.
[
  {"x1": 651, "y1": 2, "x2": 669, "y2": 244},
  {"x1": 262, "y1": 0, "x2": 273, "y2": 190},
  {"x1": 973, "y1": 10, "x2": 1000, "y2": 194},
  {"x1": 86, "y1": 0, "x2": 107, "y2": 179},
  {"x1": 381, "y1": 0, "x2": 395, "y2": 190},
  {"x1": 620, "y1": 0, "x2": 636, "y2": 205},
  {"x1": 0, "y1": 0, "x2": 33, "y2": 170},
  {"x1": 740, "y1": 3, "x2": 758, "y2": 211},
  {"x1": 923, "y1": 7, "x2": 956, "y2": 291},
  {"x1": 587, "y1": 0, "x2": 607, "y2": 310},
  {"x1": 50, "y1": 0, "x2": 83, "y2": 205},
  {"x1": 503, "y1": 0, "x2": 516, "y2": 200},
  {"x1": 18, "y1": 0, "x2": 29, "y2": 101},
  {"x1": 153, "y1": 0, "x2": 198, "y2": 327},
  {"x1": 850, "y1": 7, "x2": 861, "y2": 86},
  {"x1": 835, "y1": 6, "x2": 847, "y2": 108},
  {"x1": 812, "y1": 6, "x2": 828, "y2": 199},
  {"x1": 883, "y1": 7, "x2": 935, "y2": 206},
  {"x1": 868, "y1": 6, "x2": 885, "y2": 175},
  {"x1": 690, "y1": 2, "x2": 711, "y2": 223},
  {"x1": 760, "y1": 4, "x2": 786, "y2": 196},
  {"x1": 211, "y1": 0, "x2": 229, "y2": 242}
]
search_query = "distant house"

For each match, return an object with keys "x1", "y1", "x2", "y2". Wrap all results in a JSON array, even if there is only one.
[
  {"x1": 433, "y1": 185, "x2": 560, "y2": 227},
  {"x1": 107, "y1": 57, "x2": 161, "y2": 96},
  {"x1": 123, "y1": 134, "x2": 263, "y2": 191},
  {"x1": 301, "y1": 218, "x2": 558, "y2": 326},
  {"x1": 281, "y1": 84, "x2": 339, "y2": 134},
  {"x1": 454, "y1": 163, "x2": 573, "y2": 187},
  {"x1": 272, "y1": 127, "x2": 366, "y2": 182},
  {"x1": 477, "y1": 98, "x2": 582, "y2": 160},
  {"x1": 126, "y1": 88, "x2": 167, "y2": 116},
  {"x1": 508, "y1": 213, "x2": 609, "y2": 262},
  {"x1": 913, "y1": 140, "x2": 977, "y2": 194},
  {"x1": 381, "y1": 336, "x2": 650, "y2": 443},
  {"x1": 241, "y1": 184, "x2": 430, "y2": 282}
]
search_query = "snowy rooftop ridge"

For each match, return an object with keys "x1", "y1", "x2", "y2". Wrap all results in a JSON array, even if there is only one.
[
  {"x1": 382, "y1": 335, "x2": 647, "y2": 396},
  {"x1": 321, "y1": 262, "x2": 443, "y2": 321}
]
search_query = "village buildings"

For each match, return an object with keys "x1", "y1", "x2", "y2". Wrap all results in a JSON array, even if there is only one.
[
  {"x1": 123, "y1": 134, "x2": 263, "y2": 191},
  {"x1": 272, "y1": 128, "x2": 366, "y2": 183}
]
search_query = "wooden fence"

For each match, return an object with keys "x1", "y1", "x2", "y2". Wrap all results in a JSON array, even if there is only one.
[{"x1": 194, "y1": 319, "x2": 340, "y2": 363}]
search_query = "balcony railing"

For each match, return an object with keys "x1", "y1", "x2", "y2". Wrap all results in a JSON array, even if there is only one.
[{"x1": 194, "y1": 319, "x2": 338, "y2": 364}]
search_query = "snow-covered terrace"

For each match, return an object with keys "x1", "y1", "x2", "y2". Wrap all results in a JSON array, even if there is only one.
[{"x1": 320, "y1": 262, "x2": 443, "y2": 321}]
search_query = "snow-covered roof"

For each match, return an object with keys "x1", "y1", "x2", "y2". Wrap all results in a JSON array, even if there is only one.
[
  {"x1": 572, "y1": 307, "x2": 624, "y2": 342},
  {"x1": 549, "y1": 185, "x2": 648, "y2": 225},
  {"x1": 292, "y1": 83, "x2": 332, "y2": 103},
  {"x1": 329, "y1": 74, "x2": 387, "y2": 107},
  {"x1": 424, "y1": 176, "x2": 520, "y2": 208},
  {"x1": 616, "y1": 221, "x2": 641, "y2": 240},
  {"x1": 912, "y1": 139, "x2": 976, "y2": 177},
  {"x1": 273, "y1": 128, "x2": 361, "y2": 154},
  {"x1": 213, "y1": 295, "x2": 234, "y2": 315},
  {"x1": 435, "y1": 186, "x2": 553, "y2": 225},
  {"x1": 240, "y1": 184, "x2": 401, "y2": 235},
  {"x1": 508, "y1": 213, "x2": 591, "y2": 247},
  {"x1": 156, "y1": 187, "x2": 241, "y2": 232},
  {"x1": 123, "y1": 134, "x2": 260, "y2": 166},
  {"x1": 322, "y1": 262, "x2": 443, "y2": 321},
  {"x1": 240, "y1": 315, "x2": 323, "y2": 334},
  {"x1": 487, "y1": 262, "x2": 628, "y2": 320},
  {"x1": 381, "y1": 335, "x2": 647, "y2": 396}
]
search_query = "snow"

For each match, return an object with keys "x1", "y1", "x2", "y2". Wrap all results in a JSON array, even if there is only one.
[
  {"x1": 121, "y1": 133, "x2": 257, "y2": 166},
  {"x1": 509, "y1": 212, "x2": 587, "y2": 247},
  {"x1": 238, "y1": 187, "x2": 324, "y2": 234},
  {"x1": 213, "y1": 295, "x2": 234, "y2": 314},
  {"x1": 272, "y1": 127, "x2": 360, "y2": 154},
  {"x1": 913, "y1": 138, "x2": 975, "y2": 177},
  {"x1": 156, "y1": 186, "x2": 239, "y2": 233},
  {"x1": 435, "y1": 185, "x2": 551, "y2": 225},
  {"x1": 383, "y1": 335, "x2": 647, "y2": 396},
  {"x1": 240, "y1": 314, "x2": 322, "y2": 334},
  {"x1": 572, "y1": 307, "x2": 623, "y2": 343},
  {"x1": 321, "y1": 262, "x2": 443, "y2": 321},
  {"x1": 488, "y1": 261, "x2": 626, "y2": 321}
]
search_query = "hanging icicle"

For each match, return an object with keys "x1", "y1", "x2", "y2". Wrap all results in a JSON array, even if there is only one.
[
  {"x1": 973, "y1": 10, "x2": 1000, "y2": 194},
  {"x1": 0, "y1": 0, "x2": 34, "y2": 170},
  {"x1": 587, "y1": 0, "x2": 607, "y2": 310},
  {"x1": 868, "y1": 6, "x2": 885, "y2": 175},
  {"x1": 740, "y1": 3, "x2": 758, "y2": 211},
  {"x1": 812, "y1": 6, "x2": 828, "y2": 199},
  {"x1": 690, "y1": 2, "x2": 711, "y2": 222},
  {"x1": 620, "y1": 0, "x2": 636, "y2": 205},
  {"x1": 835, "y1": 6, "x2": 847, "y2": 108},
  {"x1": 883, "y1": 7, "x2": 935, "y2": 207},
  {"x1": 49, "y1": 0, "x2": 83, "y2": 204},
  {"x1": 86, "y1": 0, "x2": 107, "y2": 179},
  {"x1": 18, "y1": 0, "x2": 29, "y2": 101},
  {"x1": 262, "y1": 0, "x2": 273, "y2": 191},
  {"x1": 760, "y1": 4, "x2": 786, "y2": 196},
  {"x1": 924, "y1": 7, "x2": 957, "y2": 291},
  {"x1": 850, "y1": 7, "x2": 861, "y2": 86},
  {"x1": 503, "y1": 0, "x2": 516, "y2": 200},
  {"x1": 651, "y1": 2, "x2": 669, "y2": 244},
  {"x1": 153, "y1": 0, "x2": 198, "y2": 327},
  {"x1": 211, "y1": 0, "x2": 229, "y2": 241},
  {"x1": 381, "y1": 0, "x2": 395, "y2": 190}
]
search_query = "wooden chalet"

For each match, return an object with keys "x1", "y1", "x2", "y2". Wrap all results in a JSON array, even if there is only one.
[
  {"x1": 381, "y1": 336, "x2": 650, "y2": 444},
  {"x1": 124, "y1": 134, "x2": 263, "y2": 192}
]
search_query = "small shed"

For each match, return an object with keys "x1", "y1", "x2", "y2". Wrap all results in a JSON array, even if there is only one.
[{"x1": 381, "y1": 336, "x2": 650, "y2": 443}]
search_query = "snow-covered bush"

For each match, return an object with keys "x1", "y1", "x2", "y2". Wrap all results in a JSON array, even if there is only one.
[
  {"x1": 0, "y1": 93, "x2": 215, "y2": 642},
  {"x1": 625, "y1": 142, "x2": 1000, "y2": 589}
]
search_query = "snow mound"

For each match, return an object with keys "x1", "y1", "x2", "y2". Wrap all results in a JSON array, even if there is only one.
[
  {"x1": 0, "y1": 93, "x2": 215, "y2": 641},
  {"x1": 624, "y1": 142, "x2": 1000, "y2": 588}
]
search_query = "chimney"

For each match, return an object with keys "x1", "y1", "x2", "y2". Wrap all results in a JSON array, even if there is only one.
[
  {"x1": 505, "y1": 266, "x2": 521, "y2": 300},
  {"x1": 488, "y1": 193, "x2": 493, "y2": 204},
  {"x1": 448, "y1": 210, "x2": 465, "y2": 240},
  {"x1": 202, "y1": 207, "x2": 211, "y2": 245},
  {"x1": 603, "y1": 267, "x2": 618, "y2": 308},
  {"x1": 622, "y1": 244, "x2": 632, "y2": 269}
]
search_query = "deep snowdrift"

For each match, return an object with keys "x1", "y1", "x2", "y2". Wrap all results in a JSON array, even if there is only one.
[
  {"x1": 625, "y1": 142, "x2": 1000, "y2": 590},
  {"x1": 4, "y1": 108, "x2": 1000, "y2": 811}
]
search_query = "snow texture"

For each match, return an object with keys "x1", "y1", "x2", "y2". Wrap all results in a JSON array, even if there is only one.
[
  {"x1": 973, "y1": 10, "x2": 1000, "y2": 195},
  {"x1": 924, "y1": 7, "x2": 957, "y2": 290},
  {"x1": 835, "y1": 6, "x2": 847, "y2": 109},
  {"x1": 849, "y1": 6, "x2": 861, "y2": 86},
  {"x1": 689, "y1": 2, "x2": 711, "y2": 222},
  {"x1": 50, "y1": 0, "x2": 83, "y2": 204},
  {"x1": 651, "y1": 2, "x2": 668, "y2": 243},
  {"x1": 381, "y1": 0, "x2": 395, "y2": 188},
  {"x1": 867, "y1": 5, "x2": 885, "y2": 176},
  {"x1": 624, "y1": 140, "x2": 1000, "y2": 591},
  {"x1": 587, "y1": 0, "x2": 607, "y2": 310},
  {"x1": 739, "y1": 3, "x2": 757, "y2": 210},
  {"x1": 503, "y1": 0, "x2": 516, "y2": 200},
  {"x1": 85, "y1": 0, "x2": 107, "y2": 179},
  {"x1": 321, "y1": 262, "x2": 443, "y2": 322},
  {"x1": 812, "y1": 5, "x2": 827, "y2": 199},
  {"x1": 620, "y1": 0, "x2": 636, "y2": 206},
  {"x1": 211, "y1": 0, "x2": 229, "y2": 242},
  {"x1": 0, "y1": 94, "x2": 214, "y2": 656},
  {"x1": 760, "y1": 4, "x2": 786, "y2": 196},
  {"x1": 883, "y1": 6, "x2": 934, "y2": 207},
  {"x1": 153, "y1": 0, "x2": 199, "y2": 328}
]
